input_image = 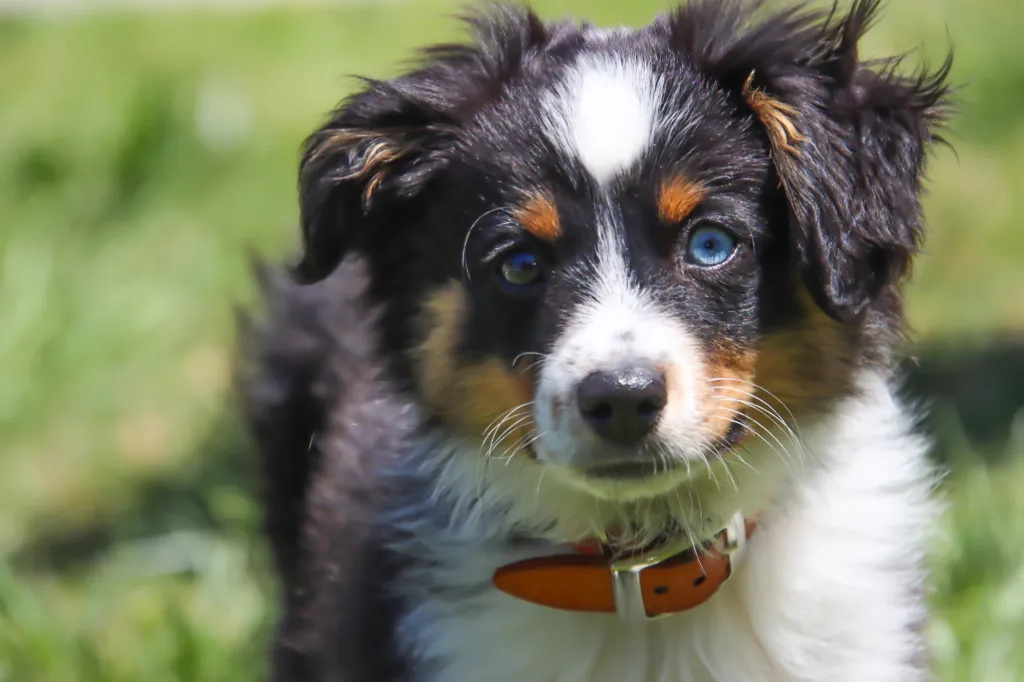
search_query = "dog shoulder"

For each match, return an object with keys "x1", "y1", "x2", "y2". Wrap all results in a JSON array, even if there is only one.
[{"x1": 238, "y1": 255, "x2": 414, "y2": 681}]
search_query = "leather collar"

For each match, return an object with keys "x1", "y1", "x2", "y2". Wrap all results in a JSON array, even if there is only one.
[{"x1": 492, "y1": 512, "x2": 756, "y2": 621}]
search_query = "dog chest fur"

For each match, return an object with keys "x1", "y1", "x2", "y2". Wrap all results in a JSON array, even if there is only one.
[{"x1": 392, "y1": 374, "x2": 935, "y2": 682}]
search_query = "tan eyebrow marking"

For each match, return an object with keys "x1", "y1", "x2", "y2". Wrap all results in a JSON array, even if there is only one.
[
  {"x1": 657, "y1": 175, "x2": 706, "y2": 224},
  {"x1": 514, "y1": 191, "x2": 561, "y2": 242}
]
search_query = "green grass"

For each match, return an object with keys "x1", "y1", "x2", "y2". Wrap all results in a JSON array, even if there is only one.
[{"x1": 0, "y1": 1, "x2": 1022, "y2": 680}]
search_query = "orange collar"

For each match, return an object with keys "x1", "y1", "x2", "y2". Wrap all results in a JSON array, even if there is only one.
[{"x1": 493, "y1": 513, "x2": 756, "y2": 621}]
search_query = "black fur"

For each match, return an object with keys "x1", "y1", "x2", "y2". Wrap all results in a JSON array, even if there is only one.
[
  {"x1": 239, "y1": 259, "x2": 413, "y2": 681},
  {"x1": 295, "y1": 0, "x2": 950, "y2": 326},
  {"x1": 669, "y1": 0, "x2": 951, "y2": 321},
  {"x1": 294, "y1": 6, "x2": 551, "y2": 284}
]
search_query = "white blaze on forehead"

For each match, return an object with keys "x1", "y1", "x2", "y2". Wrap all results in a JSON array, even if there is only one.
[{"x1": 543, "y1": 56, "x2": 661, "y2": 185}]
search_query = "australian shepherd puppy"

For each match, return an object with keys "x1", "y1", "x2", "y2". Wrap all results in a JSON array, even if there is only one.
[{"x1": 241, "y1": 1, "x2": 953, "y2": 680}]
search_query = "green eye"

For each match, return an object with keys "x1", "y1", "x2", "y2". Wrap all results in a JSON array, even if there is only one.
[{"x1": 497, "y1": 251, "x2": 544, "y2": 293}]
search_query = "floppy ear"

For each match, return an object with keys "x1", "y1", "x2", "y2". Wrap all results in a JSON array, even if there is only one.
[
  {"x1": 673, "y1": 0, "x2": 952, "y2": 321},
  {"x1": 294, "y1": 6, "x2": 549, "y2": 283},
  {"x1": 294, "y1": 82, "x2": 457, "y2": 283},
  {"x1": 751, "y1": 3, "x2": 952, "y2": 321}
]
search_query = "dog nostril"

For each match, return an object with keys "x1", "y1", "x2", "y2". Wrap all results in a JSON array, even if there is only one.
[
  {"x1": 637, "y1": 399, "x2": 663, "y2": 420},
  {"x1": 583, "y1": 401, "x2": 614, "y2": 422}
]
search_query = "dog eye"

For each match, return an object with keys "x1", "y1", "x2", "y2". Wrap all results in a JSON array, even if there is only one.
[
  {"x1": 497, "y1": 251, "x2": 544, "y2": 293},
  {"x1": 685, "y1": 225, "x2": 736, "y2": 266}
]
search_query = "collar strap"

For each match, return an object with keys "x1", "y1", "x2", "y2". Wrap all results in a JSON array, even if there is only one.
[{"x1": 493, "y1": 513, "x2": 755, "y2": 621}]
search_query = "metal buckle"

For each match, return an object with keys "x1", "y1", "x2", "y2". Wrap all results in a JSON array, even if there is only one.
[
  {"x1": 608, "y1": 512, "x2": 746, "y2": 622},
  {"x1": 719, "y1": 511, "x2": 747, "y2": 557}
]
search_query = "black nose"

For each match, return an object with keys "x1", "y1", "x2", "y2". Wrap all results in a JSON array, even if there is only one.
[{"x1": 576, "y1": 367, "x2": 667, "y2": 447}]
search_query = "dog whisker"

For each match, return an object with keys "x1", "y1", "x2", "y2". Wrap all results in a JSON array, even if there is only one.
[
  {"x1": 482, "y1": 403, "x2": 534, "y2": 461},
  {"x1": 707, "y1": 384, "x2": 799, "y2": 437},
  {"x1": 486, "y1": 415, "x2": 534, "y2": 460},
  {"x1": 461, "y1": 207, "x2": 508, "y2": 284},
  {"x1": 482, "y1": 401, "x2": 533, "y2": 440},
  {"x1": 704, "y1": 378, "x2": 821, "y2": 463},
  {"x1": 710, "y1": 394, "x2": 805, "y2": 460},
  {"x1": 498, "y1": 430, "x2": 543, "y2": 463},
  {"x1": 691, "y1": 424, "x2": 753, "y2": 488},
  {"x1": 727, "y1": 444, "x2": 759, "y2": 474},
  {"x1": 720, "y1": 394, "x2": 810, "y2": 467},
  {"x1": 512, "y1": 351, "x2": 549, "y2": 368},
  {"x1": 705, "y1": 377, "x2": 803, "y2": 435},
  {"x1": 707, "y1": 408, "x2": 799, "y2": 478}
]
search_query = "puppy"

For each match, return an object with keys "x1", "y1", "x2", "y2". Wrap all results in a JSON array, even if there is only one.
[{"x1": 241, "y1": 1, "x2": 953, "y2": 680}]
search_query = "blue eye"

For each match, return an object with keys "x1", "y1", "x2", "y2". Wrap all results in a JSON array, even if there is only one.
[
  {"x1": 497, "y1": 251, "x2": 544, "y2": 293},
  {"x1": 686, "y1": 225, "x2": 736, "y2": 266}
]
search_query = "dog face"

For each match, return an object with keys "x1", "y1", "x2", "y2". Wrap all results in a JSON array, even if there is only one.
[{"x1": 294, "y1": 2, "x2": 949, "y2": 499}]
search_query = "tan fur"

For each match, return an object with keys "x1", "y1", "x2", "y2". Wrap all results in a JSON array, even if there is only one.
[
  {"x1": 515, "y1": 192, "x2": 562, "y2": 242},
  {"x1": 310, "y1": 129, "x2": 410, "y2": 208},
  {"x1": 414, "y1": 283, "x2": 536, "y2": 458},
  {"x1": 657, "y1": 175, "x2": 706, "y2": 224},
  {"x1": 754, "y1": 286, "x2": 860, "y2": 422},
  {"x1": 699, "y1": 345, "x2": 759, "y2": 441},
  {"x1": 694, "y1": 287, "x2": 859, "y2": 444},
  {"x1": 741, "y1": 72, "x2": 803, "y2": 157}
]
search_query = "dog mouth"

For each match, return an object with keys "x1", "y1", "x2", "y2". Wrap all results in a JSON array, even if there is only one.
[{"x1": 582, "y1": 459, "x2": 677, "y2": 480}]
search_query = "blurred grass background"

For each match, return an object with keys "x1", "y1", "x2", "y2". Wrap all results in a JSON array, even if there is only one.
[{"x1": 0, "y1": 0, "x2": 1022, "y2": 680}]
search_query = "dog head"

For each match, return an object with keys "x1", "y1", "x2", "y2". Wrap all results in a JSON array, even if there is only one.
[{"x1": 294, "y1": 1, "x2": 950, "y2": 500}]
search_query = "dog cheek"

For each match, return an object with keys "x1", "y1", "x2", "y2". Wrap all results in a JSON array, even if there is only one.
[
  {"x1": 413, "y1": 282, "x2": 537, "y2": 454},
  {"x1": 532, "y1": 360, "x2": 581, "y2": 460},
  {"x1": 695, "y1": 342, "x2": 758, "y2": 442},
  {"x1": 754, "y1": 285, "x2": 861, "y2": 420}
]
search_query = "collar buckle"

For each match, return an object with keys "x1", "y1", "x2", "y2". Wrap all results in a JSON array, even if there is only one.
[{"x1": 609, "y1": 512, "x2": 747, "y2": 622}]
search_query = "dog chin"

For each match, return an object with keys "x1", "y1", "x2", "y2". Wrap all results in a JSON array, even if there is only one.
[{"x1": 542, "y1": 458, "x2": 696, "y2": 502}]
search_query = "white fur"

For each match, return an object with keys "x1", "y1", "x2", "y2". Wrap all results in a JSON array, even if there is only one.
[
  {"x1": 533, "y1": 198, "x2": 706, "y2": 498},
  {"x1": 542, "y1": 56, "x2": 662, "y2": 185},
  {"x1": 393, "y1": 372, "x2": 937, "y2": 682}
]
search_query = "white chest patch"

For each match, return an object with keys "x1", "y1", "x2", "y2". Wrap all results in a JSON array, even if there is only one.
[{"x1": 543, "y1": 57, "x2": 661, "y2": 185}]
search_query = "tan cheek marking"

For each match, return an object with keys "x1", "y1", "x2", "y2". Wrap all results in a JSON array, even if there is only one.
[
  {"x1": 515, "y1": 192, "x2": 561, "y2": 242},
  {"x1": 453, "y1": 361, "x2": 535, "y2": 457},
  {"x1": 415, "y1": 283, "x2": 464, "y2": 403},
  {"x1": 754, "y1": 285, "x2": 859, "y2": 421},
  {"x1": 414, "y1": 282, "x2": 536, "y2": 458},
  {"x1": 658, "y1": 175, "x2": 706, "y2": 224},
  {"x1": 698, "y1": 344, "x2": 758, "y2": 442},
  {"x1": 693, "y1": 286, "x2": 860, "y2": 446}
]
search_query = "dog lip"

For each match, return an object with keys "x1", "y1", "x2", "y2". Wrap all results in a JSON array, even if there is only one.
[{"x1": 582, "y1": 460, "x2": 672, "y2": 479}]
